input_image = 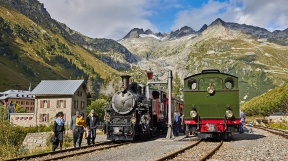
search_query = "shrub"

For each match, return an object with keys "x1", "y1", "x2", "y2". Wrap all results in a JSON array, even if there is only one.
[{"x1": 0, "y1": 121, "x2": 53, "y2": 160}]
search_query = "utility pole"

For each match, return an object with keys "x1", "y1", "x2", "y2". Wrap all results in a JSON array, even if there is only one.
[{"x1": 166, "y1": 70, "x2": 174, "y2": 139}]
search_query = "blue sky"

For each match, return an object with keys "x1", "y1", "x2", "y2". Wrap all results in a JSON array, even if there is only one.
[{"x1": 39, "y1": 0, "x2": 288, "y2": 40}]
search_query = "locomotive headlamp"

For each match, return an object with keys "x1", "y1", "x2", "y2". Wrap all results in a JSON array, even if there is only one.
[
  {"x1": 207, "y1": 83, "x2": 214, "y2": 94},
  {"x1": 225, "y1": 110, "x2": 233, "y2": 118},
  {"x1": 190, "y1": 110, "x2": 197, "y2": 118}
]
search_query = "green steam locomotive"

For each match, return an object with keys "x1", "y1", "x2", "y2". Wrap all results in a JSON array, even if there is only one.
[{"x1": 183, "y1": 69, "x2": 240, "y2": 139}]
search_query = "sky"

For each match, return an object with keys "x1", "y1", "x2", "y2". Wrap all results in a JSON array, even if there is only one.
[{"x1": 38, "y1": 0, "x2": 288, "y2": 40}]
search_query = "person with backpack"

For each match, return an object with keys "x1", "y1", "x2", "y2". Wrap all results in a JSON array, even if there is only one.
[{"x1": 52, "y1": 111, "x2": 65, "y2": 151}]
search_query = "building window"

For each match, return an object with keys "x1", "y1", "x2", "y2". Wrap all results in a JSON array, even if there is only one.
[
  {"x1": 31, "y1": 102, "x2": 34, "y2": 105},
  {"x1": 80, "y1": 91, "x2": 82, "y2": 97},
  {"x1": 26, "y1": 102, "x2": 29, "y2": 105},
  {"x1": 74, "y1": 100, "x2": 77, "y2": 109},
  {"x1": 43, "y1": 100, "x2": 47, "y2": 108},
  {"x1": 29, "y1": 117, "x2": 33, "y2": 120},
  {"x1": 21, "y1": 101, "x2": 24, "y2": 105},
  {"x1": 60, "y1": 100, "x2": 64, "y2": 108},
  {"x1": 77, "y1": 91, "x2": 80, "y2": 96},
  {"x1": 30, "y1": 107, "x2": 34, "y2": 111},
  {"x1": 81, "y1": 101, "x2": 85, "y2": 109},
  {"x1": 15, "y1": 117, "x2": 19, "y2": 120},
  {"x1": 41, "y1": 100, "x2": 50, "y2": 108},
  {"x1": 26, "y1": 107, "x2": 29, "y2": 111},
  {"x1": 43, "y1": 114, "x2": 47, "y2": 122},
  {"x1": 39, "y1": 114, "x2": 49, "y2": 122},
  {"x1": 20, "y1": 117, "x2": 24, "y2": 120}
]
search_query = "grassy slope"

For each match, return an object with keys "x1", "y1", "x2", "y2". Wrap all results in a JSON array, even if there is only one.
[
  {"x1": 0, "y1": 5, "x2": 118, "y2": 90},
  {"x1": 120, "y1": 25, "x2": 288, "y2": 102}
]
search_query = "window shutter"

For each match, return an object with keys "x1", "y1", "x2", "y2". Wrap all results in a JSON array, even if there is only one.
[
  {"x1": 40, "y1": 100, "x2": 43, "y2": 108},
  {"x1": 64, "y1": 113, "x2": 66, "y2": 120},
  {"x1": 47, "y1": 114, "x2": 49, "y2": 122},
  {"x1": 57, "y1": 100, "x2": 59, "y2": 108},
  {"x1": 39, "y1": 114, "x2": 43, "y2": 122},
  {"x1": 64, "y1": 100, "x2": 66, "y2": 108},
  {"x1": 47, "y1": 100, "x2": 50, "y2": 108}
]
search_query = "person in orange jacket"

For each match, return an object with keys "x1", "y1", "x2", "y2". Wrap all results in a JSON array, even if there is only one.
[{"x1": 73, "y1": 112, "x2": 87, "y2": 147}]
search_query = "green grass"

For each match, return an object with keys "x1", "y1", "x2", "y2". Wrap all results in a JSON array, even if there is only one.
[{"x1": 267, "y1": 122, "x2": 288, "y2": 130}]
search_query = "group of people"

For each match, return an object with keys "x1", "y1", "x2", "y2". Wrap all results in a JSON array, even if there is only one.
[{"x1": 51, "y1": 110, "x2": 97, "y2": 151}]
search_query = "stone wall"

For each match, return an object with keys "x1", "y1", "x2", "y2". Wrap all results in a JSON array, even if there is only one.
[{"x1": 22, "y1": 132, "x2": 50, "y2": 151}]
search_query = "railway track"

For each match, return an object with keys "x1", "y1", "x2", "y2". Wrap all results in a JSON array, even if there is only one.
[
  {"x1": 5, "y1": 141, "x2": 129, "y2": 161},
  {"x1": 253, "y1": 125, "x2": 288, "y2": 139},
  {"x1": 155, "y1": 139, "x2": 223, "y2": 161}
]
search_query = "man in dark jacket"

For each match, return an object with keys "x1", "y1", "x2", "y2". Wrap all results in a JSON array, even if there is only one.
[{"x1": 86, "y1": 110, "x2": 97, "y2": 145}]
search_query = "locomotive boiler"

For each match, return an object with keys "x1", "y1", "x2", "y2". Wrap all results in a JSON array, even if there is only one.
[{"x1": 104, "y1": 75, "x2": 183, "y2": 141}]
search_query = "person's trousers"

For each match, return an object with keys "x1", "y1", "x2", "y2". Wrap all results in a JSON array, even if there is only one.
[
  {"x1": 239, "y1": 122, "x2": 244, "y2": 133},
  {"x1": 52, "y1": 132, "x2": 63, "y2": 151},
  {"x1": 87, "y1": 128, "x2": 96, "y2": 145},
  {"x1": 173, "y1": 122, "x2": 179, "y2": 136},
  {"x1": 73, "y1": 126, "x2": 84, "y2": 147}
]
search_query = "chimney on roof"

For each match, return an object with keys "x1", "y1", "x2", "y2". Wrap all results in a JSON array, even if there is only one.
[{"x1": 28, "y1": 83, "x2": 32, "y2": 91}]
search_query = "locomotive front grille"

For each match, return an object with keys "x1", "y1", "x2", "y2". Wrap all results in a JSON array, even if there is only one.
[
  {"x1": 110, "y1": 117, "x2": 131, "y2": 125},
  {"x1": 110, "y1": 126, "x2": 133, "y2": 135}
]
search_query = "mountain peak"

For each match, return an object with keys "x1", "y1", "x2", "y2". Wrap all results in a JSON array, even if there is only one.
[
  {"x1": 123, "y1": 28, "x2": 145, "y2": 39},
  {"x1": 210, "y1": 18, "x2": 225, "y2": 26},
  {"x1": 198, "y1": 24, "x2": 208, "y2": 33},
  {"x1": 144, "y1": 29, "x2": 154, "y2": 35},
  {"x1": 170, "y1": 26, "x2": 195, "y2": 38}
]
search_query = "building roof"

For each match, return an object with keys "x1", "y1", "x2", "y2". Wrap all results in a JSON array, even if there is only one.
[
  {"x1": 30, "y1": 80, "x2": 86, "y2": 95},
  {"x1": 0, "y1": 90, "x2": 33, "y2": 100}
]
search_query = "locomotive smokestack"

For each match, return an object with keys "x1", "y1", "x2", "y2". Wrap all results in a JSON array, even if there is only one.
[{"x1": 121, "y1": 75, "x2": 131, "y2": 90}]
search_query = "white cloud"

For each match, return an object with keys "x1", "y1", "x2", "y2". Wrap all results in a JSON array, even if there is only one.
[
  {"x1": 172, "y1": 0, "x2": 288, "y2": 32},
  {"x1": 39, "y1": 0, "x2": 288, "y2": 39},
  {"x1": 171, "y1": 0, "x2": 230, "y2": 31},
  {"x1": 39, "y1": 0, "x2": 156, "y2": 40}
]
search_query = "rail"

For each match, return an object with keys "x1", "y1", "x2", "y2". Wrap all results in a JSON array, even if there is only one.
[{"x1": 5, "y1": 141, "x2": 130, "y2": 161}]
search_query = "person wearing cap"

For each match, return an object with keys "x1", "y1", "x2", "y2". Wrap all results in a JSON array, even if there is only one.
[
  {"x1": 52, "y1": 111, "x2": 65, "y2": 151},
  {"x1": 86, "y1": 110, "x2": 97, "y2": 145},
  {"x1": 73, "y1": 112, "x2": 87, "y2": 147}
]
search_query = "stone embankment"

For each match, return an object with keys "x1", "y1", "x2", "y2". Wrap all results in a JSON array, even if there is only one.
[{"x1": 22, "y1": 132, "x2": 51, "y2": 151}]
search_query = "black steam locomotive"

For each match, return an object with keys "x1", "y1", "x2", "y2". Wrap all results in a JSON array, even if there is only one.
[{"x1": 104, "y1": 75, "x2": 183, "y2": 141}]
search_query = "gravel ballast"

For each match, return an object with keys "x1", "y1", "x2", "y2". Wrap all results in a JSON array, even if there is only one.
[{"x1": 66, "y1": 127, "x2": 288, "y2": 161}]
